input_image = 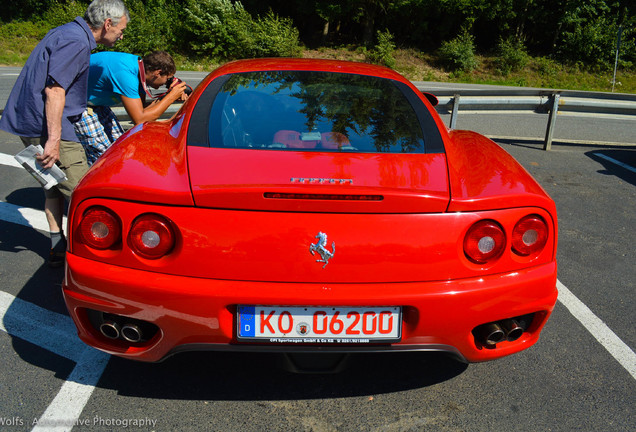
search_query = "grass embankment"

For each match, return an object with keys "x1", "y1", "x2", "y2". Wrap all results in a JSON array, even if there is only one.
[
  {"x1": 0, "y1": 24, "x2": 633, "y2": 94},
  {"x1": 305, "y1": 48, "x2": 636, "y2": 94}
]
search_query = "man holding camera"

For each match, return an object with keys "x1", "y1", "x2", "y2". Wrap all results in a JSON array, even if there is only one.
[{"x1": 75, "y1": 50, "x2": 189, "y2": 165}]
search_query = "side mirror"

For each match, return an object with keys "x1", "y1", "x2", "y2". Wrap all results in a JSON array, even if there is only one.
[{"x1": 422, "y1": 92, "x2": 439, "y2": 107}]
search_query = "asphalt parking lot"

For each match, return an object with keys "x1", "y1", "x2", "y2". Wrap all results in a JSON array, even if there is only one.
[{"x1": 1, "y1": 129, "x2": 634, "y2": 431}]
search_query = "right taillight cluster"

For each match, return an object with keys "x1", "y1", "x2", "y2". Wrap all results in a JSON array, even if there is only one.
[
  {"x1": 464, "y1": 215, "x2": 549, "y2": 264},
  {"x1": 78, "y1": 206, "x2": 176, "y2": 260},
  {"x1": 511, "y1": 215, "x2": 548, "y2": 256}
]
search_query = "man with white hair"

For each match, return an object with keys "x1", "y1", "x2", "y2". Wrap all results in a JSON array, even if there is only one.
[{"x1": 0, "y1": 0, "x2": 130, "y2": 267}]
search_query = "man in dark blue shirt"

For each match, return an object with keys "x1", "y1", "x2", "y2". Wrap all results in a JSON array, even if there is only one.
[{"x1": 0, "y1": 0, "x2": 129, "y2": 267}]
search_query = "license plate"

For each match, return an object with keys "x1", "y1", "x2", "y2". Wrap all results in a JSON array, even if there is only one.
[{"x1": 237, "y1": 306, "x2": 401, "y2": 343}]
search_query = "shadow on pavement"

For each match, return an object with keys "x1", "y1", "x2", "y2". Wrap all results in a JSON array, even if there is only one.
[
  {"x1": 586, "y1": 149, "x2": 636, "y2": 187},
  {"x1": 97, "y1": 350, "x2": 468, "y2": 400}
]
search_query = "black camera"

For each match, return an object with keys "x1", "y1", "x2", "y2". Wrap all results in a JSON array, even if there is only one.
[{"x1": 165, "y1": 76, "x2": 192, "y2": 95}]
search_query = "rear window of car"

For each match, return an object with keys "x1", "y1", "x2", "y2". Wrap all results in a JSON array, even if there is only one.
[{"x1": 192, "y1": 70, "x2": 443, "y2": 153}]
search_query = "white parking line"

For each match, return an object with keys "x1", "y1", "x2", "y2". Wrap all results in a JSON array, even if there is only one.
[
  {"x1": 595, "y1": 153, "x2": 636, "y2": 174},
  {"x1": 32, "y1": 348, "x2": 109, "y2": 432},
  {"x1": 0, "y1": 193, "x2": 107, "y2": 431},
  {"x1": 0, "y1": 291, "x2": 110, "y2": 432},
  {"x1": 0, "y1": 151, "x2": 22, "y2": 168},
  {"x1": 557, "y1": 280, "x2": 636, "y2": 380},
  {"x1": 0, "y1": 200, "x2": 65, "y2": 232},
  {"x1": 0, "y1": 152, "x2": 68, "y2": 231},
  {"x1": 0, "y1": 291, "x2": 83, "y2": 360}
]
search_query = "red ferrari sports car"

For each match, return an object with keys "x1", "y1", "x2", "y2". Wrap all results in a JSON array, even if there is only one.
[{"x1": 63, "y1": 58, "x2": 558, "y2": 366}]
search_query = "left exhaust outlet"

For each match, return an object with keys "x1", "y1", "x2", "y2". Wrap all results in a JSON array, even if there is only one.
[
  {"x1": 87, "y1": 309, "x2": 160, "y2": 344},
  {"x1": 99, "y1": 318, "x2": 121, "y2": 340},
  {"x1": 475, "y1": 322, "x2": 506, "y2": 346}
]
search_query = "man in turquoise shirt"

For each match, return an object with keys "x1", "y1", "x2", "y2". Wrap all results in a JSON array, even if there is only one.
[{"x1": 75, "y1": 50, "x2": 188, "y2": 165}]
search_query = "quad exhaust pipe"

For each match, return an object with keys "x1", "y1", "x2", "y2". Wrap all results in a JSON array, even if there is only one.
[
  {"x1": 475, "y1": 317, "x2": 529, "y2": 347},
  {"x1": 97, "y1": 313, "x2": 148, "y2": 343}
]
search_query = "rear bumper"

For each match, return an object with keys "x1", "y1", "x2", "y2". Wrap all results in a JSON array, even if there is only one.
[{"x1": 63, "y1": 254, "x2": 558, "y2": 363}]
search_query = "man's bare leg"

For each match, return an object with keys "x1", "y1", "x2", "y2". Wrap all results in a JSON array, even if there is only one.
[
  {"x1": 45, "y1": 196, "x2": 66, "y2": 267},
  {"x1": 44, "y1": 196, "x2": 64, "y2": 233}
]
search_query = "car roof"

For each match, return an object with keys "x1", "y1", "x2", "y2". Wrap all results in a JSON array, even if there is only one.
[{"x1": 209, "y1": 58, "x2": 409, "y2": 82}]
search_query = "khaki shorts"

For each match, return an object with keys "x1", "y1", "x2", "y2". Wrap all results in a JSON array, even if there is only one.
[{"x1": 20, "y1": 136, "x2": 89, "y2": 199}]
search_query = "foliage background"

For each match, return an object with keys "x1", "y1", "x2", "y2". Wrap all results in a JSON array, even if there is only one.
[{"x1": 0, "y1": 0, "x2": 634, "y2": 92}]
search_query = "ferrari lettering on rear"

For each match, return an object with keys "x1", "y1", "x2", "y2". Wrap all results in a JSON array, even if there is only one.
[{"x1": 291, "y1": 178, "x2": 353, "y2": 184}]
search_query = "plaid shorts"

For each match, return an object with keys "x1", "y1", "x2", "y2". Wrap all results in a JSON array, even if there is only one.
[{"x1": 74, "y1": 106, "x2": 124, "y2": 165}]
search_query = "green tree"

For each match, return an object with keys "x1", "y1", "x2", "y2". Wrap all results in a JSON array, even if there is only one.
[
  {"x1": 181, "y1": 0, "x2": 301, "y2": 60},
  {"x1": 113, "y1": 0, "x2": 183, "y2": 56},
  {"x1": 438, "y1": 30, "x2": 478, "y2": 72},
  {"x1": 495, "y1": 37, "x2": 529, "y2": 75},
  {"x1": 1, "y1": 0, "x2": 51, "y2": 22},
  {"x1": 348, "y1": 0, "x2": 398, "y2": 46},
  {"x1": 366, "y1": 29, "x2": 396, "y2": 67},
  {"x1": 555, "y1": 0, "x2": 635, "y2": 68},
  {"x1": 182, "y1": 0, "x2": 253, "y2": 58}
]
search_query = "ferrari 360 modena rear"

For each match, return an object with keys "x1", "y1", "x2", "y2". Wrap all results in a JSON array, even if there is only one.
[{"x1": 62, "y1": 59, "x2": 558, "y2": 365}]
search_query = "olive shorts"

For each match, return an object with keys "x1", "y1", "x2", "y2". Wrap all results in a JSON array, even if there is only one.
[{"x1": 20, "y1": 136, "x2": 89, "y2": 199}]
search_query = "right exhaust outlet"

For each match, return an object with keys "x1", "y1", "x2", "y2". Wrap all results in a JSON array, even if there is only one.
[
  {"x1": 474, "y1": 314, "x2": 535, "y2": 347},
  {"x1": 121, "y1": 323, "x2": 144, "y2": 343},
  {"x1": 500, "y1": 319, "x2": 524, "y2": 342}
]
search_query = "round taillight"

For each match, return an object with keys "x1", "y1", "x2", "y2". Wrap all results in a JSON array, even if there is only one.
[
  {"x1": 128, "y1": 214, "x2": 175, "y2": 259},
  {"x1": 79, "y1": 207, "x2": 121, "y2": 249},
  {"x1": 512, "y1": 215, "x2": 549, "y2": 256},
  {"x1": 464, "y1": 220, "x2": 506, "y2": 264}
]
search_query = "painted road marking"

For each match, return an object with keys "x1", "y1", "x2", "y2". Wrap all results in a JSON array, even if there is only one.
[
  {"x1": 0, "y1": 200, "x2": 65, "y2": 232},
  {"x1": 557, "y1": 280, "x2": 636, "y2": 380},
  {"x1": 0, "y1": 291, "x2": 82, "y2": 360},
  {"x1": 0, "y1": 153, "x2": 108, "y2": 431},
  {"x1": 0, "y1": 291, "x2": 110, "y2": 432},
  {"x1": 0, "y1": 152, "x2": 68, "y2": 231},
  {"x1": 0, "y1": 151, "x2": 22, "y2": 168},
  {"x1": 32, "y1": 348, "x2": 110, "y2": 432},
  {"x1": 595, "y1": 153, "x2": 636, "y2": 174}
]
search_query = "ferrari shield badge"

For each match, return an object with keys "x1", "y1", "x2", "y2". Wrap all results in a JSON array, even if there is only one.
[{"x1": 309, "y1": 232, "x2": 335, "y2": 268}]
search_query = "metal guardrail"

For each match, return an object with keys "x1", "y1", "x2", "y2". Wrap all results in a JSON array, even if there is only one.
[
  {"x1": 414, "y1": 86, "x2": 636, "y2": 150},
  {"x1": 112, "y1": 86, "x2": 636, "y2": 151}
]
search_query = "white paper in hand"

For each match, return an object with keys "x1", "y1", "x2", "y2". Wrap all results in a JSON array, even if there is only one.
[{"x1": 14, "y1": 145, "x2": 68, "y2": 190}]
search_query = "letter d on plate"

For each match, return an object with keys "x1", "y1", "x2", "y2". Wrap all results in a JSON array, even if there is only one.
[{"x1": 238, "y1": 305, "x2": 256, "y2": 337}]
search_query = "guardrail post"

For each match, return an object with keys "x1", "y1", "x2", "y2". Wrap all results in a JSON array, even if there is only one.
[
  {"x1": 450, "y1": 94, "x2": 460, "y2": 129},
  {"x1": 544, "y1": 93, "x2": 560, "y2": 151}
]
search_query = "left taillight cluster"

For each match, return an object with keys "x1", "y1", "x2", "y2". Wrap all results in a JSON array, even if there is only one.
[
  {"x1": 78, "y1": 206, "x2": 176, "y2": 259},
  {"x1": 463, "y1": 214, "x2": 549, "y2": 265}
]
